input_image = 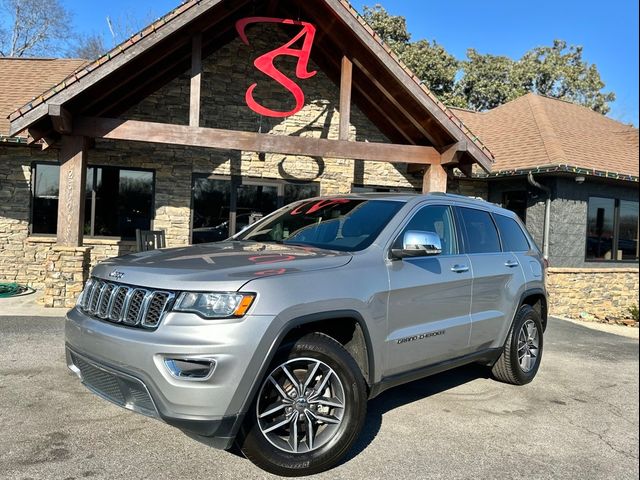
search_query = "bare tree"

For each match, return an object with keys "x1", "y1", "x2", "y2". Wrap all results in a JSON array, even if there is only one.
[
  {"x1": 0, "y1": 0, "x2": 71, "y2": 57},
  {"x1": 73, "y1": 33, "x2": 107, "y2": 60}
]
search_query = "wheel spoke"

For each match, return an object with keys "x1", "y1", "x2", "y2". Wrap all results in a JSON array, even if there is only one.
[
  {"x1": 304, "y1": 410, "x2": 315, "y2": 450},
  {"x1": 281, "y1": 365, "x2": 301, "y2": 394},
  {"x1": 258, "y1": 402, "x2": 288, "y2": 419},
  {"x1": 310, "y1": 369, "x2": 333, "y2": 400},
  {"x1": 288, "y1": 411, "x2": 299, "y2": 453},
  {"x1": 302, "y1": 361, "x2": 321, "y2": 392},
  {"x1": 269, "y1": 376, "x2": 290, "y2": 401},
  {"x1": 307, "y1": 409, "x2": 340, "y2": 425},
  {"x1": 262, "y1": 415, "x2": 291, "y2": 434},
  {"x1": 310, "y1": 396, "x2": 344, "y2": 409}
]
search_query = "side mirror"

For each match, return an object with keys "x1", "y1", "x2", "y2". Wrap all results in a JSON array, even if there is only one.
[{"x1": 392, "y1": 230, "x2": 443, "y2": 259}]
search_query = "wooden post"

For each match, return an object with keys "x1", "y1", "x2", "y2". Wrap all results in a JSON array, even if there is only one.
[
  {"x1": 339, "y1": 56, "x2": 353, "y2": 141},
  {"x1": 57, "y1": 136, "x2": 88, "y2": 247},
  {"x1": 190, "y1": 33, "x2": 202, "y2": 127},
  {"x1": 423, "y1": 164, "x2": 447, "y2": 193}
]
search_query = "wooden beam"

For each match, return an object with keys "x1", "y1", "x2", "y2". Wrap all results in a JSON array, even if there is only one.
[
  {"x1": 440, "y1": 141, "x2": 468, "y2": 165},
  {"x1": 189, "y1": 33, "x2": 202, "y2": 127},
  {"x1": 48, "y1": 104, "x2": 73, "y2": 134},
  {"x1": 57, "y1": 136, "x2": 88, "y2": 246},
  {"x1": 73, "y1": 116, "x2": 442, "y2": 165},
  {"x1": 339, "y1": 56, "x2": 353, "y2": 141},
  {"x1": 423, "y1": 164, "x2": 448, "y2": 193},
  {"x1": 352, "y1": 59, "x2": 439, "y2": 146}
]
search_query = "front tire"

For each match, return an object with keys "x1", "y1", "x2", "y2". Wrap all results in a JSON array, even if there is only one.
[
  {"x1": 239, "y1": 333, "x2": 367, "y2": 477},
  {"x1": 492, "y1": 305, "x2": 544, "y2": 385}
]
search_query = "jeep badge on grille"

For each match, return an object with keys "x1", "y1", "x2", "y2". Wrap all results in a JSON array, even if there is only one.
[{"x1": 108, "y1": 270, "x2": 125, "y2": 280}]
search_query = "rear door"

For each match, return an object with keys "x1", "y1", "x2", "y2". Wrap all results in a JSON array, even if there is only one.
[
  {"x1": 385, "y1": 204, "x2": 473, "y2": 376},
  {"x1": 456, "y1": 207, "x2": 525, "y2": 351}
]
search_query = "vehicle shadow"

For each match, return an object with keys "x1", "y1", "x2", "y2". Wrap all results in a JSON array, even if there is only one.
[
  {"x1": 185, "y1": 363, "x2": 491, "y2": 463},
  {"x1": 342, "y1": 364, "x2": 491, "y2": 464}
]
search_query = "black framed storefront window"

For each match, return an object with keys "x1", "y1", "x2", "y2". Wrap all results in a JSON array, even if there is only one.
[
  {"x1": 31, "y1": 163, "x2": 155, "y2": 239},
  {"x1": 586, "y1": 196, "x2": 639, "y2": 262},
  {"x1": 191, "y1": 175, "x2": 320, "y2": 244}
]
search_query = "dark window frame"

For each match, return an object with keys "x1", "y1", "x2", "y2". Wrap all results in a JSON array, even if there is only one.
[
  {"x1": 454, "y1": 206, "x2": 504, "y2": 255},
  {"x1": 585, "y1": 196, "x2": 639, "y2": 264},
  {"x1": 189, "y1": 173, "x2": 320, "y2": 244},
  {"x1": 492, "y1": 213, "x2": 532, "y2": 253},
  {"x1": 30, "y1": 161, "x2": 156, "y2": 240},
  {"x1": 392, "y1": 204, "x2": 460, "y2": 257}
]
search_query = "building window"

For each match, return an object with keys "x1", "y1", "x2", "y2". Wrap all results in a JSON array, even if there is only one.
[
  {"x1": 191, "y1": 175, "x2": 319, "y2": 244},
  {"x1": 502, "y1": 191, "x2": 528, "y2": 222},
  {"x1": 586, "y1": 197, "x2": 639, "y2": 262},
  {"x1": 31, "y1": 163, "x2": 155, "y2": 239}
]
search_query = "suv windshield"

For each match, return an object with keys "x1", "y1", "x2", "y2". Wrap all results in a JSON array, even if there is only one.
[{"x1": 235, "y1": 198, "x2": 405, "y2": 252}]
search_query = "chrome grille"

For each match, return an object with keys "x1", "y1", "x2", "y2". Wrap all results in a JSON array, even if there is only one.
[{"x1": 78, "y1": 278, "x2": 174, "y2": 330}]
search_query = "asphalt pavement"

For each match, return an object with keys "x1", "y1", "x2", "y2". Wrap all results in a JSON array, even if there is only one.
[{"x1": 0, "y1": 316, "x2": 638, "y2": 480}]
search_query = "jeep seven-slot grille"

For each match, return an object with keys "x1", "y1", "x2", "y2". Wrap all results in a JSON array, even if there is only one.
[{"x1": 78, "y1": 278, "x2": 174, "y2": 329}]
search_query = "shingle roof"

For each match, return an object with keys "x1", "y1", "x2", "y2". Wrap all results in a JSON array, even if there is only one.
[
  {"x1": 453, "y1": 93, "x2": 639, "y2": 181},
  {"x1": 0, "y1": 58, "x2": 87, "y2": 139}
]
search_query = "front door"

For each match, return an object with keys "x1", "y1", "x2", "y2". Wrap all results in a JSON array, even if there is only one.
[{"x1": 386, "y1": 205, "x2": 472, "y2": 376}]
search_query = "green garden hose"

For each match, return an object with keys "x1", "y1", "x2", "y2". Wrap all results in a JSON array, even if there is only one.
[{"x1": 0, "y1": 283, "x2": 28, "y2": 298}]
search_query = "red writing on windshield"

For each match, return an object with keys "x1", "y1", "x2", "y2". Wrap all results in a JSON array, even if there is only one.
[
  {"x1": 290, "y1": 199, "x2": 352, "y2": 216},
  {"x1": 236, "y1": 17, "x2": 317, "y2": 118}
]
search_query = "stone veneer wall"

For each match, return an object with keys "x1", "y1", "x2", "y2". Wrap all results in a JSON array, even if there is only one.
[{"x1": 547, "y1": 268, "x2": 639, "y2": 321}]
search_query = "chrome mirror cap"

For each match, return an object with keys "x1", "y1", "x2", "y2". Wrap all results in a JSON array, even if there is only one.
[{"x1": 392, "y1": 230, "x2": 443, "y2": 259}]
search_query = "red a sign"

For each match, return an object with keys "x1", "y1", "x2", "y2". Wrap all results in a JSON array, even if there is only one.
[{"x1": 236, "y1": 17, "x2": 317, "y2": 118}]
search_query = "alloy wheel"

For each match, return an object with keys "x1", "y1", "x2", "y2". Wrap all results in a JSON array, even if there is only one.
[
  {"x1": 517, "y1": 319, "x2": 540, "y2": 373},
  {"x1": 256, "y1": 358, "x2": 346, "y2": 454}
]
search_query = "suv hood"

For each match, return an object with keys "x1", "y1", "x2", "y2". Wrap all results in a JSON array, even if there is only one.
[{"x1": 91, "y1": 241, "x2": 352, "y2": 291}]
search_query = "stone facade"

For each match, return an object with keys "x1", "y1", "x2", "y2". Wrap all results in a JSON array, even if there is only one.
[
  {"x1": 547, "y1": 267, "x2": 639, "y2": 322},
  {"x1": 43, "y1": 246, "x2": 92, "y2": 308}
]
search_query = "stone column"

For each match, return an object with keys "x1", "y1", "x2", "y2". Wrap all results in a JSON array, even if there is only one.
[{"x1": 44, "y1": 246, "x2": 92, "y2": 308}]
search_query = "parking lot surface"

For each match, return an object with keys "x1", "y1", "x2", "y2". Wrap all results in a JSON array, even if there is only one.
[{"x1": 0, "y1": 316, "x2": 638, "y2": 480}]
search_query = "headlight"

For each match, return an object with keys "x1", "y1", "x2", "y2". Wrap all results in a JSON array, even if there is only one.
[{"x1": 174, "y1": 292, "x2": 255, "y2": 319}]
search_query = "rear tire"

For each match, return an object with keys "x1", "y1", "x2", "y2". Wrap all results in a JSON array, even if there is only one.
[
  {"x1": 492, "y1": 305, "x2": 543, "y2": 385},
  {"x1": 238, "y1": 333, "x2": 367, "y2": 477}
]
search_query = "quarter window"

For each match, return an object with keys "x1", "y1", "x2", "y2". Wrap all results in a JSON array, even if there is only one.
[
  {"x1": 458, "y1": 207, "x2": 502, "y2": 254},
  {"x1": 494, "y1": 214, "x2": 530, "y2": 252}
]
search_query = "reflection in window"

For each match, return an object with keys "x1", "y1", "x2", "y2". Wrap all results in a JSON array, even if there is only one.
[
  {"x1": 586, "y1": 197, "x2": 615, "y2": 260},
  {"x1": 459, "y1": 207, "x2": 502, "y2": 254},
  {"x1": 398, "y1": 205, "x2": 457, "y2": 255},
  {"x1": 31, "y1": 163, "x2": 154, "y2": 239},
  {"x1": 191, "y1": 176, "x2": 320, "y2": 244},
  {"x1": 32, "y1": 164, "x2": 60, "y2": 234},
  {"x1": 586, "y1": 197, "x2": 639, "y2": 262}
]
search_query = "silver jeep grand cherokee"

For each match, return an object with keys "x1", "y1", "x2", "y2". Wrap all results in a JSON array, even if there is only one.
[{"x1": 66, "y1": 193, "x2": 547, "y2": 476}]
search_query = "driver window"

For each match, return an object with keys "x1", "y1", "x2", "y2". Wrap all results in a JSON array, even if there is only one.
[{"x1": 398, "y1": 205, "x2": 457, "y2": 255}]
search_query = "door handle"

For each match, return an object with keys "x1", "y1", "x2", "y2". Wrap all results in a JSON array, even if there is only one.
[
  {"x1": 505, "y1": 260, "x2": 520, "y2": 268},
  {"x1": 451, "y1": 264, "x2": 470, "y2": 273}
]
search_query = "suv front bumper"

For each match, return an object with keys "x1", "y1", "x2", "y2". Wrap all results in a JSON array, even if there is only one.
[{"x1": 65, "y1": 307, "x2": 275, "y2": 448}]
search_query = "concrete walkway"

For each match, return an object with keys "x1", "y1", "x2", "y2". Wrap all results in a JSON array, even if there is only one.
[{"x1": 0, "y1": 291, "x2": 69, "y2": 318}]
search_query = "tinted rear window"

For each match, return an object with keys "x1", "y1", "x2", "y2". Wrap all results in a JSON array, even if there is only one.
[
  {"x1": 494, "y1": 214, "x2": 530, "y2": 252},
  {"x1": 458, "y1": 207, "x2": 502, "y2": 254}
]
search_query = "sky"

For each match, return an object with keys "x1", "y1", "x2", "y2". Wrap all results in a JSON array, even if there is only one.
[{"x1": 65, "y1": 0, "x2": 639, "y2": 126}]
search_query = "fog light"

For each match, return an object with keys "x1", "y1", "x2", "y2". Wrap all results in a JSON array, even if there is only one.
[{"x1": 164, "y1": 357, "x2": 216, "y2": 380}]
